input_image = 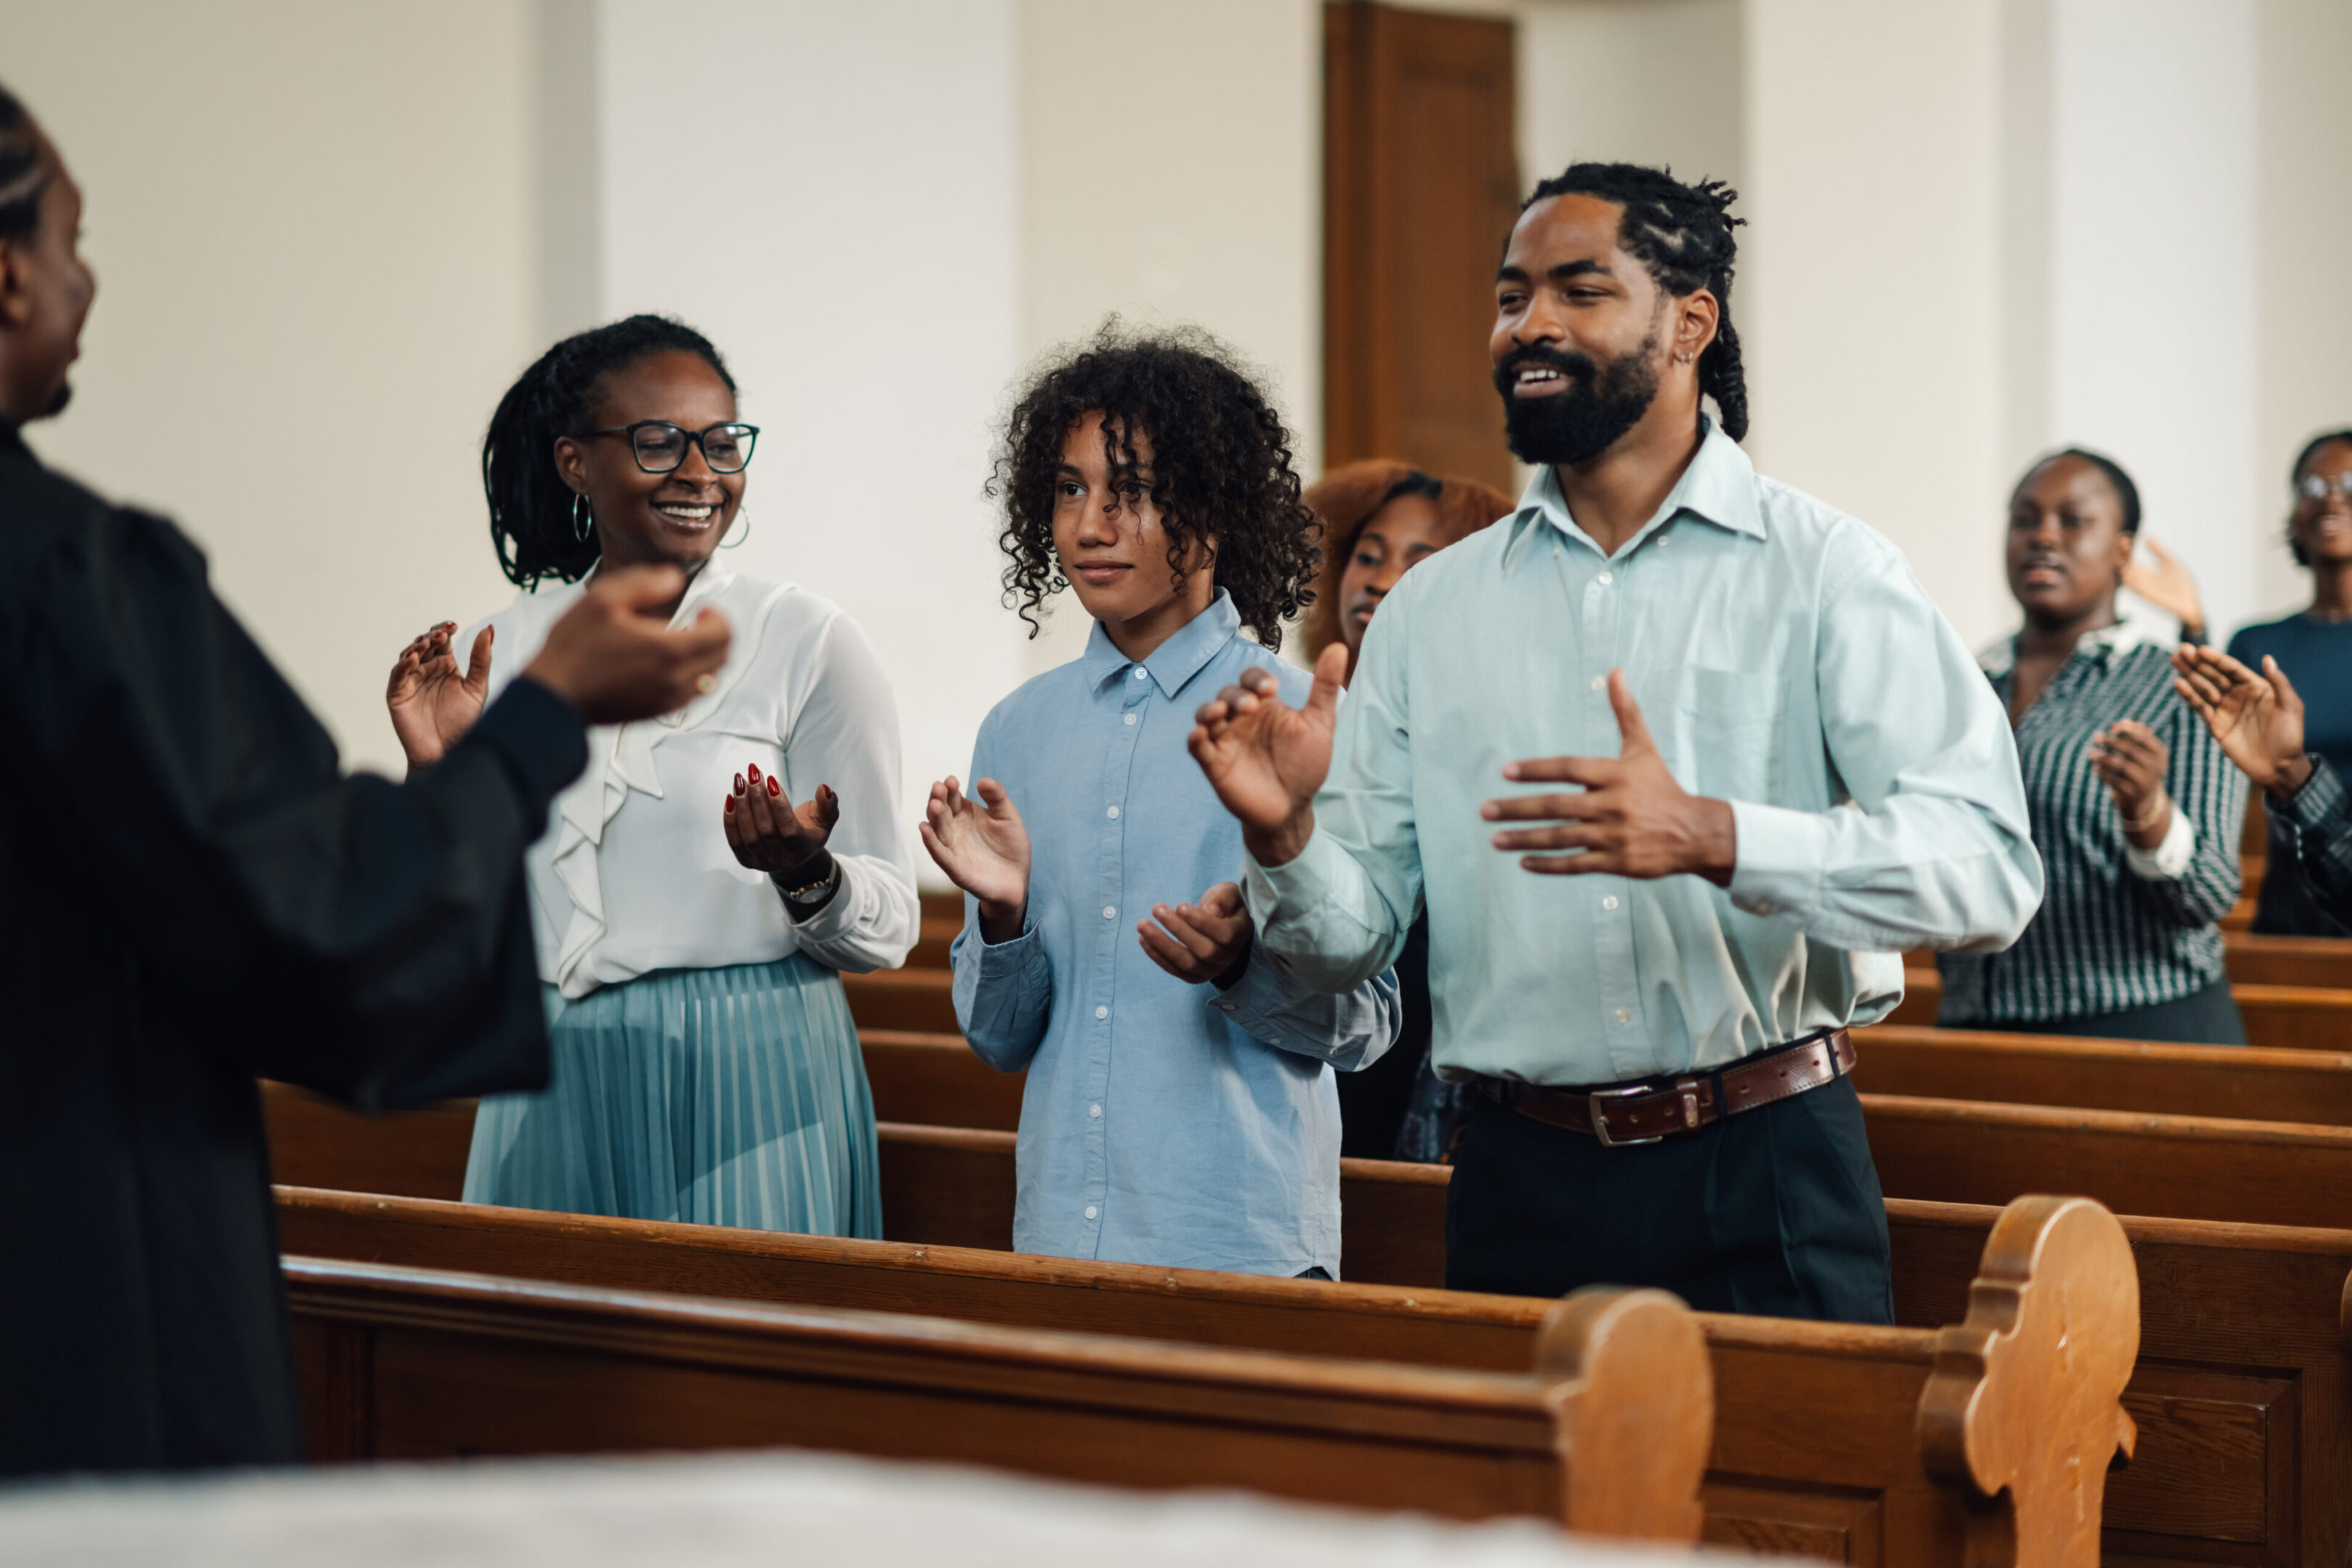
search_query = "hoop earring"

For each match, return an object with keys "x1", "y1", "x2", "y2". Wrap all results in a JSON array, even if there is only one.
[
  {"x1": 722, "y1": 504, "x2": 751, "y2": 550},
  {"x1": 572, "y1": 493, "x2": 596, "y2": 544}
]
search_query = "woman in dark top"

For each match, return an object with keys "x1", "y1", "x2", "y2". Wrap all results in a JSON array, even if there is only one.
[
  {"x1": 2226, "y1": 430, "x2": 2352, "y2": 934},
  {"x1": 1300, "y1": 460, "x2": 1512, "y2": 1160},
  {"x1": 1937, "y1": 449, "x2": 2247, "y2": 1044}
]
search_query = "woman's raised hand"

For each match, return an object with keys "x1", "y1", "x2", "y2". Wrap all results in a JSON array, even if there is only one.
[
  {"x1": 2172, "y1": 645, "x2": 2311, "y2": 796},
  {"x1": 919, "y1": 775, "x2": 1032, "y2": 942},
  {"x1": 723, "y1": 764, "x2": 838, "y2": 881},
  {"x1": 2087, "y1": 718, "x2": 2173, "y2": 845},
  {"x1": 387, "y1": 620, "x2": 493, "y2": 769},
  {"x1": 2121, "y1": 536, "x2": 2206, "y2": 642}
]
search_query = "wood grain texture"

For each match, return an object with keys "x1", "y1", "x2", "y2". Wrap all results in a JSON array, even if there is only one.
[
  {"x1": 283, "y1": 1257, "x2": 1708, "y2": 1542},
  {"x1": 1853, "y1": 1024, "x2": 2352, "y2": 1125}
]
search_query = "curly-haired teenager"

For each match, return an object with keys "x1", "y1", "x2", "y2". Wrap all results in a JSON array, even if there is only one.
[
  {"x1": 921, "y1": 327, "x2": 1400, "y2": 1278},
  {"x1": 388, "y1": 315, "x2": 918, "y2": 1236},
  {"x1": 1190, "y1": 163, "x2": 2041, "y2": 1320},
  {"x1": 1300, "y1": 462, "x2": 1511, "y2": 1162}
]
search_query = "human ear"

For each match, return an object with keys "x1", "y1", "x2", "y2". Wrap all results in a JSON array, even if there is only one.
[
  {"x1": 1673, "y1": 287, "x2": 1720, "y2": 367},
  {"x1": 0, "y1": 240, "x2": 30, "y2": 329},
  {"x1": 551, "y1": 434, "x2": 590, "y2": 496}
]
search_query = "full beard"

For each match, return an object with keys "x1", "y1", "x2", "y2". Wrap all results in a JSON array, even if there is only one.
[
  {"x1": 1495, "y1": 334, "x2": 1662, "y2": 467},
  {"x1": 45, "y1": 379, "x2": 71, "y2": 417}
]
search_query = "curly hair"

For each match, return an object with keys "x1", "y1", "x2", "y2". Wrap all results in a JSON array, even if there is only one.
[
  {"x1": 482, "y1": 314, "x2": 738, "y2": 588},
  {"x1": 1300, "y1": 461, "x2": 1515, "y2": 665},
  {"x1": 990, "y1": 323, "x2": 1319, "y2": 650},
  {"x1": 1523, "y1": 163, "x2": 1749, "y2": 441}
]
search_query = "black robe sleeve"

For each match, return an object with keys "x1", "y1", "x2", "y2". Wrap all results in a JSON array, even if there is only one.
[{"x1": 4, "y1": 458, "x2": 580, "y2": 1108}]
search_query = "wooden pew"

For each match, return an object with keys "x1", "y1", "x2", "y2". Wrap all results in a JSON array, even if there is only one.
[
  {"x1": 2226, "y1": 930, "x2": 2352, "y2": 987},
  {"x1": 279, "y1": 1185, "x2": 2138, "y2": 1567},
  {"x1": 843, "y1": 968, "x2": 959, "y2": 1033},
  {"x1": 287, "y1": 1257, "x2": 1714, "y2": 1543},
  {"x1": 261, "y1": 1090, "x2": 2343, "y2": 1565},
  {"x1": 1852, "y1": 1024, "x2": 2352, "y2": 1124},
  {"x1": 1886, "y1": 965, "x2": 2352, "y2": 1050}
]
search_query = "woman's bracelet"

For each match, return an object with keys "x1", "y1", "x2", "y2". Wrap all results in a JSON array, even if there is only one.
[{"x1": 2121, "y1": 793, "x2": 2172, "y2": 835}]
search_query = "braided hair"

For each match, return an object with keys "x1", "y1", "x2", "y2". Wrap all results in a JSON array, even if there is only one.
[
  {"x1": 0, "y1": 81, "x2": 48, "y2": 243},
  {"x1": 1522, "y1": 163, "x2": 1748, "y2": 440},
  {"x1": 482, "y1": 314, "x2": 738, "y2": 587}
]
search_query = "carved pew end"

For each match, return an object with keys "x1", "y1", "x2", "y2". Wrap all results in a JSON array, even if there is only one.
[
  {"x1": 1918, "y1": 1196, "x2": 2139, "y2": 1568},
  {"x1": 1535, "y1": 1287, "x2": 1712, "y2": 1544}
]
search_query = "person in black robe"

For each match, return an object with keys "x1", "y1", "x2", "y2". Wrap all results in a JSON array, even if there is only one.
[{"x1": 0, "y1": 88, "x2": 731, "y2": 1476}]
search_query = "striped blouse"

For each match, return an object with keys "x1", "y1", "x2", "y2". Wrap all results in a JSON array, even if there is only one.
[{"x1": 1937, "y1": 623, "x2": 2245, "y2": 1023}]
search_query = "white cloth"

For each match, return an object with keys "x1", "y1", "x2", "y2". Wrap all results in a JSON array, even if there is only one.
[
  {"x1": 0, "y1": 1449, "x2": 1741, "y2": 1568},
  {"x1": 472, "y1": 563, "x2": 918, "y2": 996}
]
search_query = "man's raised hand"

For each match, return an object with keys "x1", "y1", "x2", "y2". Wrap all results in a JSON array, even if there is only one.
[
  {"x1": 918, "y1": 775, "x2": 1032, "y2": 943},
  {"x1": 523, "y1": 564, "x2": 731, "y2": 725},
  {"x1": 1188, "y1": 642, "x2": 1347, "y2": 866},
  {"x1": 1483, "y1": 669, "x2": 1737, "y2": 883}
]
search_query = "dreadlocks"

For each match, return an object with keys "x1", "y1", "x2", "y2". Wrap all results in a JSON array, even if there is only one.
[
  {"x1": 0, "y1": 81, "x2": 48, "y2": 244},
  {"x1": 1522, "y1": 163, "x2": 1749, "y2": 441}
]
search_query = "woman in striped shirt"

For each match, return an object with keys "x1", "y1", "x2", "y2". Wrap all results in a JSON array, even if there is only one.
[{"x1": 1937, "y1": 449, "x2": 2247, "y2": 1044}]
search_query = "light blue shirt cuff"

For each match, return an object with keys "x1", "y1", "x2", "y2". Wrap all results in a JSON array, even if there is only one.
[
  {"x1": 1240, "y1": 828, "x2": 1348, "y2": 931},
  {"x1": 1725, "y1": 799, "x2": 1829, "y2": 921}
]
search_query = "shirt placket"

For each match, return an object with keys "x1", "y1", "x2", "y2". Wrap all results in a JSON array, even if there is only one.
[
  {"x1": 1081, "y1": 664, "x2": 1151, "y2": 1251},
  {"x1": 1580, "y1": 544, "x2": 1647, "y2": 1075}
]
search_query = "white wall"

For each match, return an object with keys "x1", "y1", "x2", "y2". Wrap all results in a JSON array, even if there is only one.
[
  {"x1": 2, "y1": 0, "x2": 542, "y2": 774},
  {"x1": 1013, "y1": 0, "x2": 1322, "y2": 674},
  {"x1": 1741, "y1": 0, "x2": 2012, "y2": 648},
  {"x1": 589, "y1": 0, "x2": 1024, "y2": 835},
  {"x1": 1517, "y1": 0, "x2": 1743, "y2": 193}
]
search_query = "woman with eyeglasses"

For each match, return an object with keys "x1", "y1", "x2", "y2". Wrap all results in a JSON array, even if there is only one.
[
  {"x1": 2221, "y1": 430, "x2": 2352, "y2": 934},
  {"x1": 387, "y1": 314, "x2": 918, "y2": 1234}
]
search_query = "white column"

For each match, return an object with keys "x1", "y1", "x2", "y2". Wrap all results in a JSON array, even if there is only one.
[{"x1": 595, "y1": 0, "x2": 1026, "y2": 832}]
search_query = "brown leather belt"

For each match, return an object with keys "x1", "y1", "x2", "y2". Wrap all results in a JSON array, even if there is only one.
[{"x1": 1477, "y1": 1029, "x2": 1855, "y2": 1148}]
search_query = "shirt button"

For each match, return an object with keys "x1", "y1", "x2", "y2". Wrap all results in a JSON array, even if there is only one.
[
  {"x1": 1102, "y1": 905, "x2": 1116, "y2": 920},
  {"x1": 1095, "y1": 1005, "x2": 1109, "y2": 1020},
  {"x1": 1589, "y1": 675, "x2": 1605, "y2": 692},
  {"x1": 1602, "y1": 895, "x2": 1619, "y2": 910},
  {"x1": 1085, "y1": 1205, "x2": 1099, "y2": 1220},
  {"x1": 1614, "y1": 1008, "x2": 1632, "y2": 1024},
  {"x1": 1754, "y1": 899, "x2": 1775, "y2": 915},
  {"x1": 1596, "y1": 570, "x2": 1614, "y2": 585},
  {"x1": 1124, "y1": 713, "x2": 1137, "y2": 726},
  {"x1": 1089, "y1": 1103, "x2": 1102, "y2": 1118},
  {"x1": 1106, "y1": 805, "x2": 1120, "y2": 820},
  {"x1": 1132, "y1": 668, "x2": 1148, "y2": 680}
]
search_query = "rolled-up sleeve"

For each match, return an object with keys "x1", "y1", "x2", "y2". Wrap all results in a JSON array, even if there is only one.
[
  {"x1": 1209, "y1": 950, "x2": 1400, "y2": 1070},
  {"x1": 1726, "y1": 536, "x2": 2043, "y2": 953}
]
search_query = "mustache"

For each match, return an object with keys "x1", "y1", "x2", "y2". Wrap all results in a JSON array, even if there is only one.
[{"x1": 1494, "y1": 343, "x2": 1599, "y2": 386}]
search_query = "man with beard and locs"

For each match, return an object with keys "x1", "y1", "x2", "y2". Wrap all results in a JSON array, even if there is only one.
[
  {"x1": 1185, "y1": 163, "x2": 2043, "y2": 1320},
  {"x1": 0, "y1": 83, "x2": 731, "y2": 1474}
]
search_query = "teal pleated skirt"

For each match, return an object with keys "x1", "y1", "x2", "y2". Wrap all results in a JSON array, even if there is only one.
[{"x1": 463, "y1": 955, "x2": 881, "y2": 1236}]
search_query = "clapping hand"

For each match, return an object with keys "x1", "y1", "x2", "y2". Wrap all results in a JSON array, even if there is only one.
[
  {"x1": 2086, "y1": 719, "x2": 2173, "y2": 844},
  {"x1": 2173, "y1": 645, "x2": 2311, "y2": 796},
  {"x1": 723, "y1": 763, "x2": 838, "y2": 881},
  {"x1": 1138, "y1": 882, "x2": 1254, "y2": 989},
  {"x1": 920, "y1": 775, "x2": 1032, "y2": 943},
  {"x1": 2121, "y1": 536, "x2": 2206, "y2": 642},
  {"x1": 1482, "y1": 669, "x2": 1736, "y2": 883},
  {"x1": 1188, "y1": 642, "x2": 1347, "y2": 865},
  {"x1": 387, "y1": 620, "x2": 492, "y2": 769}
]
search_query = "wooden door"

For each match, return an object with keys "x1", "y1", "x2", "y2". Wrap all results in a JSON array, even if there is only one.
[{"x1": 1324, "y1": 1, "x2": 1520, "y2": 494}]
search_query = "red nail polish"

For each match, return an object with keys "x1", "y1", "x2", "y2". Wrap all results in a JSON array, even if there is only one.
[
  {"x1": 724, "y1": 796, "x2": 734, "y2": 814},
  {"x1": 748, "y1": 764, "x2": 760, "y2": 781},
  {"x1": 767, "y1": 777, "x2": 780, "y2": 797},
  {"x1": 734, "y1": 774, "x2": 745, "y2": 794}
]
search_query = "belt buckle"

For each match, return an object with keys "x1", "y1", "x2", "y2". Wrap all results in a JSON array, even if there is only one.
[{"x1": 1588, "y1": 1084, "x2": 1669, "y2": 1148}]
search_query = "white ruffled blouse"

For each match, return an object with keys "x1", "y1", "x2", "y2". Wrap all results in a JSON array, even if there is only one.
[{"x1": 470, "y1": 563, "x2": 919, "y2": 998}]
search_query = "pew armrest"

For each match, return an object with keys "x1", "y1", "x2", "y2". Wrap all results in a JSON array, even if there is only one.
[
  {"x1": 1533, "y1": 1287, "x2": 1712, "y2": 1545},
  {"x1": 1917, "y1": 1195, "x2": 2141, "y2": 1568}
]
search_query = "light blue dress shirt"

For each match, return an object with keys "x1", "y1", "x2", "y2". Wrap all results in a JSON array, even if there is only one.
[
  {"x1": 952, "y1": 592, "x2": 1400, "y2": 1277},
  {"x1": 1245, "y1": 421, "x2": 2043, "y2": 1087}
]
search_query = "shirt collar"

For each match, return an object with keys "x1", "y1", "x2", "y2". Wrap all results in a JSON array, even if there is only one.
[
  {"x1": 1082, "y1": 588, "x2": 1243, "y2": 698},
  {"x1": 1499, "y1": 416, "x2": 1765, "y2": 568},
  {"x1": 1977, "y1": 614, "x2": 2164, "y2": 677}
]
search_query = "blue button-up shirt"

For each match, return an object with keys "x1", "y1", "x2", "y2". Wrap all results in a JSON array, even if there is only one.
[
  {"x1": 1246, "y1": 421, "x2": 2043, "y2": 1086},
  {"x1": 951, "y1": 592, "x2": 1400, "y2": 1277}
]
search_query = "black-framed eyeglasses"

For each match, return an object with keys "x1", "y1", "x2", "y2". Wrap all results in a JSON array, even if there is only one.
[
  {"x1": 2297, "y1": 471, "x2": 2352, "y2": 505},
  {"x1": 583, "y1": 420, "x2": 760, "y2": 475}
]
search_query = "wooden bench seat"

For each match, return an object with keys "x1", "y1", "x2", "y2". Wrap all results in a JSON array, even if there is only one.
[
  {"x1": 287, "y1": 1257, "x2": 1715, "y2": 1542},
  {"x1": 1886, "y1": 966, "x2": 2352, "y2": 1050},
  {"x1": 279, "y1": 1185, "x2": 2138, "y2": 1567}
]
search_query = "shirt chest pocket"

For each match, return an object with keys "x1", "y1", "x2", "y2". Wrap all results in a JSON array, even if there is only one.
[{"x1": 1667, "y1": 666, "x2": 1781, "y2": 802}]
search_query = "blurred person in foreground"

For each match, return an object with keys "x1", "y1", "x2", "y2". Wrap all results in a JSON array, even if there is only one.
[
  {"x1": 0, "y1": 85, "x2": 728, "y2": 1475},
  {"x1": 1299, "y1": 461, "x2": 1512, "y2": 1161}
]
